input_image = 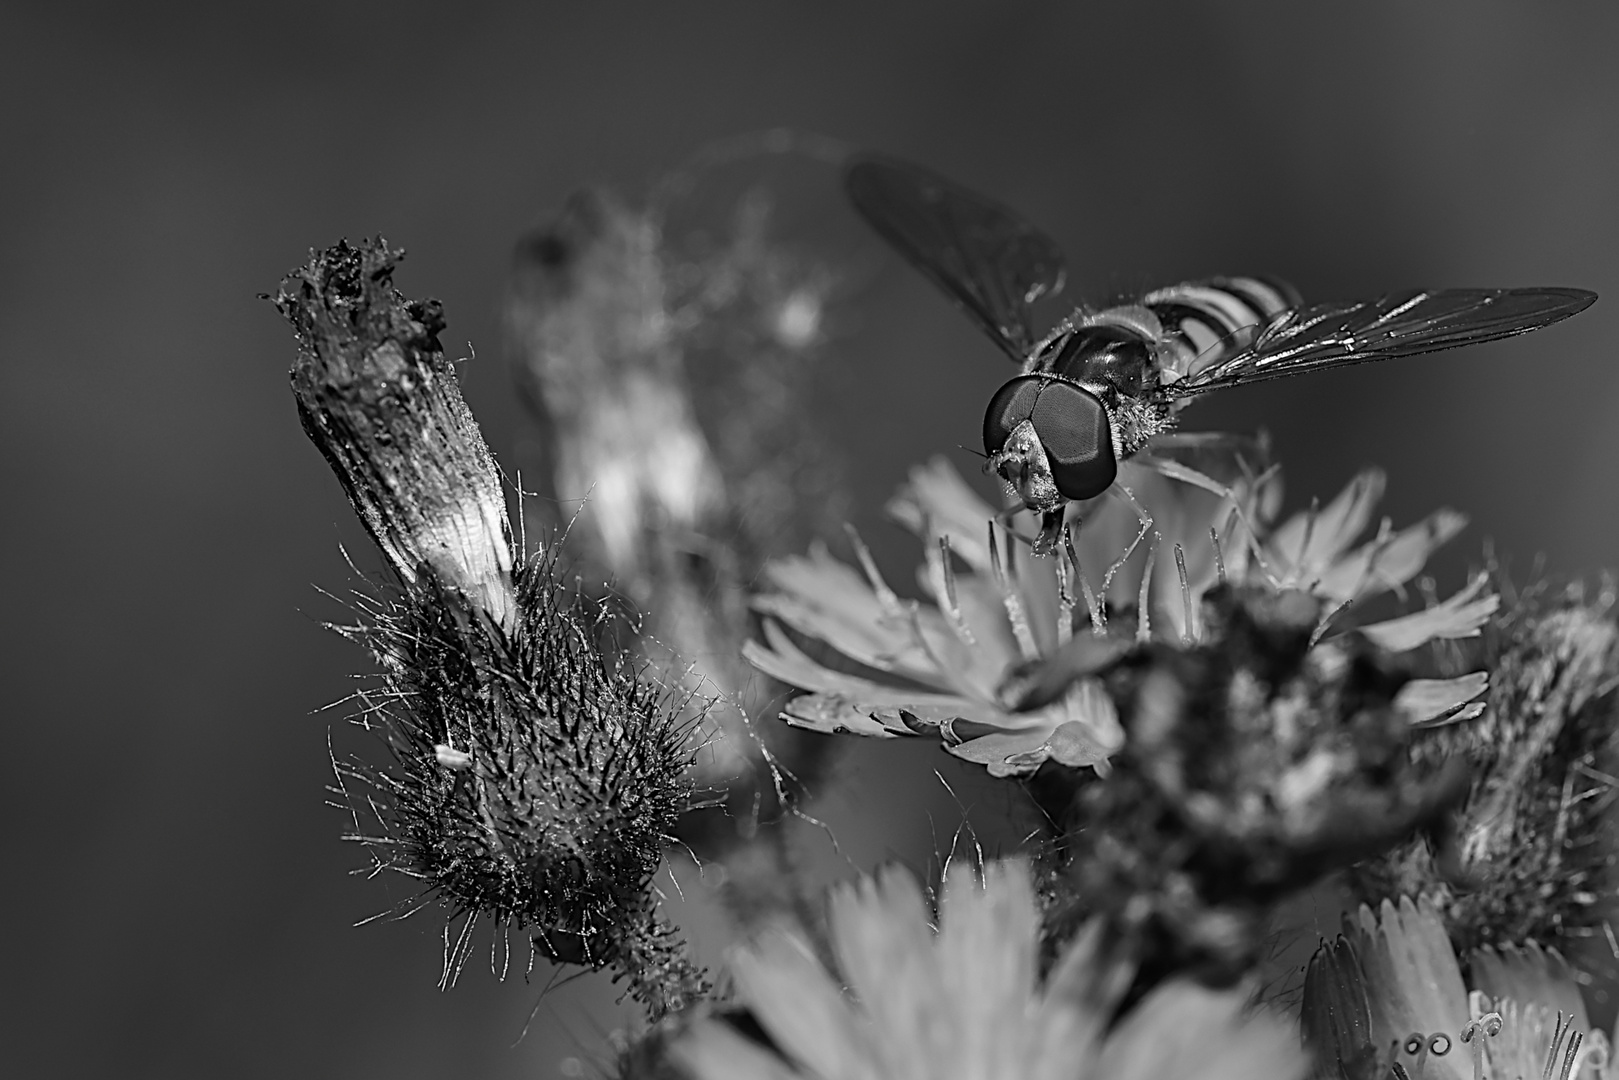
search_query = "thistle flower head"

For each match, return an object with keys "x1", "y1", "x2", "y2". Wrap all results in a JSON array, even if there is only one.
[
  {"x1": 747, "y1": 448, "x2": 1495, "y2": 776},
  {"x1": 669, "y1": 859, "x2": 1308, "y2": 1080}
]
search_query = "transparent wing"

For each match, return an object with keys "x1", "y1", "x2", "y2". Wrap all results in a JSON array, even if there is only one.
[
  {"x1": 1162, "y1": 286, "x2": 1596, "y2": 399},
  {"x1": 846, "y1": 154, "x2": 1066, "y2": 360}
]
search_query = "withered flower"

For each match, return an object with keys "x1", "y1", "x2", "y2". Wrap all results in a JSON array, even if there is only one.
[{"x1": 275, "y1": 239, "x2": 704, "y2": 1018}]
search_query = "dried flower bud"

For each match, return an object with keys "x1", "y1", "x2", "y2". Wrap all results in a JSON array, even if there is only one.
[
  {"x1": 274, "y1": 239, "x2": 706, "y2": 1018},
  {"x1": 277, "y1": 238, "x2": 516, "y2": 630}
]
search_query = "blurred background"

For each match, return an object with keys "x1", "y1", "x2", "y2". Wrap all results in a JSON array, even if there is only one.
[{"x1": 4, "y1": 2, "x2": 1617, "y2": 1076}]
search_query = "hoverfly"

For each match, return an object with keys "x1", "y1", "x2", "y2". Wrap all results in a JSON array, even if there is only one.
[{"x1": 846, "y1": 154, "x2": 1597, "y2": 556}]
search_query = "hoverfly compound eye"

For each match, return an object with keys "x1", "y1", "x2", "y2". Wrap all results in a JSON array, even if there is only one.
[
  {"x1": 1028, "y1": 379, "x2": 1116, "y2": 501},
  {"x1": 983, "y1": 376, "x2": 1045, "y2": 455},
  {"x1": 983, "y1": 375, "x2": 1117, "y2": 501}
]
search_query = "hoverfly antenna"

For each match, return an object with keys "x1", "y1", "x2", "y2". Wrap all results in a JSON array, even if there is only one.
[{"x1": 956, "y1": 444, "x2": 989, "y2": 460}]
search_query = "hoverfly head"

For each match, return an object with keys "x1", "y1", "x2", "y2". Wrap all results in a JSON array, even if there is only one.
[{"x1": 983, "y1": 375, "x2": 1118, "y2": 510}]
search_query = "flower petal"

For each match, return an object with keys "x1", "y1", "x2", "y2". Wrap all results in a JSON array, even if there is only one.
[
  {"x1": 1469, "y1": 942, "x2": 1590, "y2": 1033},
  {"x1": 730, "y1": 929, "x2": 876, "y2": 1080},
  {"x1": 672, "y1": 1020, "x2": 806, "y2": 1080},
  {"x1": 1044, "y1": 720, "x2": 1120, "y2": 771},
  {"x1": 886, "y1": 457, "x2": 1001, "y2": 572},
  {"x1": 1097, "y1": 981, "x2": 1308, "y2": 1080},
  {"x1": 1034, "y1": 920, "x2": 1131, "y2": 1075},
  {"x1": 1358, "y1": 573, "x2": 1500, "y2": 652},
  {"x1": 1269, "y1": 469, "x2": 1386, "y2": 586},
  {"x1": 934, "y1": 861, "x2": 1041, "y2": 1078},
  {"x1": 995, "y1": 634, "x2": 1132, "y2": 713},
  {"x1": 947, "y1": 729, "x2": 1061, "y2": 777},
  {"x1": 827, "y1": 866, "x2": 945, "y2": 1078},
  {"x1": 781, "y1": 693, "x2": 904, "y2": 737},
  {"x1": 923, "y1": 571, "x2": 1030, "y2": 697},
  {"x1": 1395, "y1": 673, "x2": 1490, "y2": 727},
  {"x1": 947, "y1": 679, "x2": 1123, "y2": 776},
  {"x1": 745, "y1": 622, "x2": 992, "y2": 721},
  {"x1": 1313, "y1": 508, "x2": 1469, "y2": 602},
  {"x1": 754, "y1": 546, "x2": 946, "y2": 682},
  {"x1": 1352, "y1": 896, "x2": 1470, "y2": 1049}
]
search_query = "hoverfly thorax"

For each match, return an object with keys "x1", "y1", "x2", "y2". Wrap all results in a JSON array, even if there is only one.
[{"x1": 1043, "y1": 322, "x2": 1156, "y2": 400}]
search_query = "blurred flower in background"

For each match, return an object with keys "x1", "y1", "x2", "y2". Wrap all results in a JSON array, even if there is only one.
[
  {"x1": 504, "y1": 140, "x2": 858, "y2": 937},
  {"x1": 670, "y1": 859, "x2": 1308, "y2": 1080},
  {"x1": 507, "y1": 141, "x2": 848, "y2": 773}
]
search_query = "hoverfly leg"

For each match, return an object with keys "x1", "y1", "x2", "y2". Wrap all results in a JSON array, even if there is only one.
[
  {"x1": 1063, "y1": 524, "x2": 1106, "y2": 635},
  {"x1": 1098, "y1": 483, "x2": 1157, "y2": 597},
  {"x1": 990, "y1": 505, "x2": 1039, "y2": 552}
]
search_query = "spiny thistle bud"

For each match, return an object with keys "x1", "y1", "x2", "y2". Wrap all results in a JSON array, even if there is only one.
[{"x1": 273, "y1": 239, "x2": 706, "y2": 1018}]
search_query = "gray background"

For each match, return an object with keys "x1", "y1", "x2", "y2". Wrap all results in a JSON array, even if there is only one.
[{"x1": 4, "y1": 2, "x2": 1616, "y2": 1076}]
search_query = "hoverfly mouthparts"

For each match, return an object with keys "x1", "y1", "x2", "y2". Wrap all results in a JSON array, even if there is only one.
[{"x1": 846, "y1": 152, "x2": 1597, "y2": 554}]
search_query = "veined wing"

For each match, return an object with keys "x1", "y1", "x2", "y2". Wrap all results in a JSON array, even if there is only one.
[
  {"x1": 1162, "y1": 286, "x2": 1596, "y2": 399},
  {"x1": 846, "y1": 154, "x2": 1067, "y2": 360}
]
